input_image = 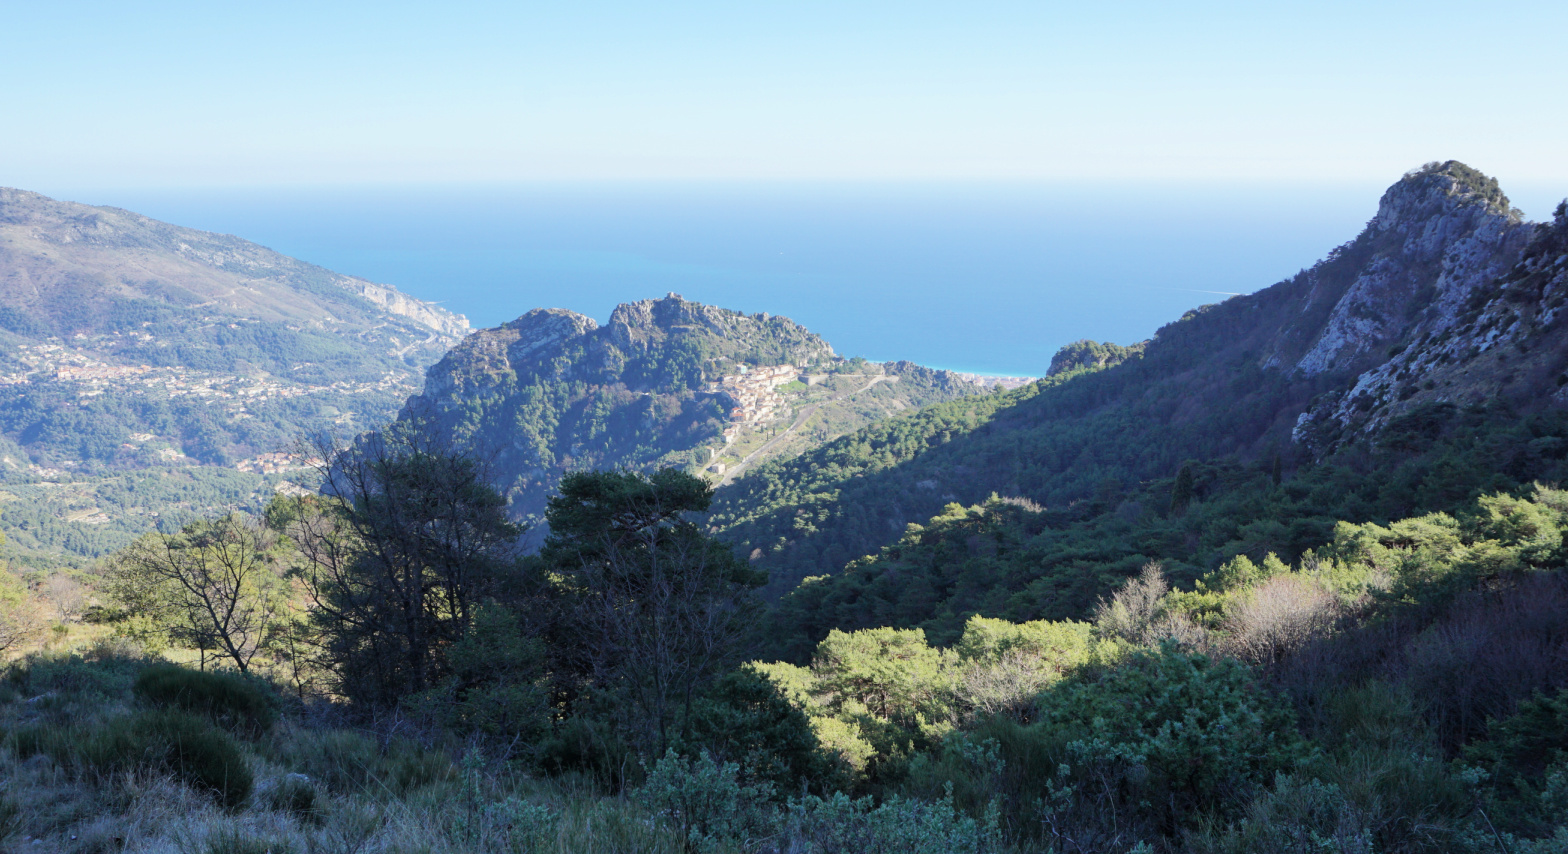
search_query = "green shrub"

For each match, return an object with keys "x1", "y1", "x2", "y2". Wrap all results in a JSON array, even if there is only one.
[
  {"x1": 541, "y1": 715, "x2": 633, "y2": 789},
  {"x1": 1290, "y1": 682, "x2": 1484, "y2": 854},
  {"x1": 1027, "y1": 645, "x2": 1308, "y2": 838},
  {"x1": 8, "y1": 710, "x2": 253, "y2": 808},
  {"x1": 258, "y1": 773, "x2": 320, "y2": 821},
  {"x1": 634, "y1": 749, "x2": 778, "y2": 853},
  {"x1": 265, "y1": 728, "x2": 451, "y2": 797},
  {"x1": 4, "y1": 648, "x2": 147, "y2": 722},
  {"x1": 1188, "y1": 774, "x2": 1375, "y2": 854},
  {"x1": 401, "y1": 604, "x2": 549, "y2": 745},
  {"x1": 783, "y1": 790, "x2": 1002, "y2": 854},
  {"x1": 683, "y1": 665, "x2": 837, "y2": 794},
  {"x1": 1464, "y1": 688, "x2": 1568, "y2": 836},
  {"x1": 134, "y1": 664, "x2": 279, "y2": 735}
]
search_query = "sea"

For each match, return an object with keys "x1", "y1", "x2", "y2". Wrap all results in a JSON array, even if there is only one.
[{"x1": 67, "y1": 180, "x2": 1568, "y2": 377}]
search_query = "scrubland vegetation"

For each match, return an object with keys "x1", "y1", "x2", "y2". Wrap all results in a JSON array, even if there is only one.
[{"x1": 3, "y1": 416, "x2": 1567, "y2": 853}]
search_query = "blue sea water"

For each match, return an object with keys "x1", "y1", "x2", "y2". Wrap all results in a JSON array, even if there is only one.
[{"x1": 71, "y1": 180, "x2": 1567, "y2": 377}]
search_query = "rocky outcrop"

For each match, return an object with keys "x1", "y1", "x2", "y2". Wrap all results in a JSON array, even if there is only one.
[
  {"x1": 397, "y1": 294, "x2": 970, "y2": 523},
  {"x1": 1289, "y1": 162, "x2": 1530, "y2": 378},
  {"x1": 420, "y1": 308, "x2": 598, "y2": 406},
  {"x1": 1277, "y1": 164, "x2": 1568, "y2": 452},
  {"x1": 604, "y1": 294, "x2": 836, "y2": 364},
  {"x1": 1293, "y1": 199, "x2": 1568, "y2": 450}
]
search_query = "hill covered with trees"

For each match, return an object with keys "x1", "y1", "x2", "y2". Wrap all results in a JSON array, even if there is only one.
[{"x1": 391, "y1": 294, "x2": 982, "y2": 524}]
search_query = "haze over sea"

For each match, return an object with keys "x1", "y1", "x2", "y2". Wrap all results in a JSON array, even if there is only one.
[{"x1": 78, "y1": 180, "x2": 1567, "y2": 377}]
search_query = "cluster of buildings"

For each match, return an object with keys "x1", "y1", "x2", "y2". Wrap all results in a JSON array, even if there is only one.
[
  {"x1": 232, "y1": 452, "x2": 317, "y2": 475},
  {"x1": 708, "y1": 364, "x2": 801, "y2": 441},
  {"x1": 2, "y1": 339, "x2": 411, "y2": 418},
  {"x1": 54, "y1": 363, "x2": 152, "y2": 382}
]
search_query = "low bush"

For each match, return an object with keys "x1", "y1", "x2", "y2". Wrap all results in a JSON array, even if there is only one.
[
  {"x1": 683, "y1": 665, "x2": 838, "y2": 794},
  {"x1": 3, "y1": 648, "x2": 148, "y2": 722},
  {"x1": 783, "y1": 789, "x2": 1002, "y2": 854},
  {"x1": 1028, "y1": 645, "x2": 1308, "y2": 839},
  {"x1": 634, "y1": 749, "x2": 778, "y2": 853},
  {"x1": 7, "y1": 709, "x2": 253, "y2": 808},
  {"x1": 257, "y1": 773, "x2": 320, "y2": 822},
  {"x1": 1187, "y1": 774, "x2": 1376, "y2": 854},
  {"x1": 263, "y1": 727, "x2": 452, "y2": 798},
  {"x1": 134, "y1": 664, "x2": 279, "y2": 735}
]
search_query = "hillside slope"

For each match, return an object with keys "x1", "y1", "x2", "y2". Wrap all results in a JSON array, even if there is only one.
[
  {"x1": 0, "y1": 188, "x2": 468, "y2": 562},
  {"x1": 711, "y1": 162, "x2": 1565, "y2": 611}
]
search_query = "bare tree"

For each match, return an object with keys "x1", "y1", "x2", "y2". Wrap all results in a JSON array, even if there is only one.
[
  {"x1": 42, "y1": 574, "x2": 87, "y2": 624},
  {"x1": 1221, "y1": 575, "x2": 1340, "y2": 668},
  {"x1": 105, "y1": 514, "x2": 285, "y2": 672}
]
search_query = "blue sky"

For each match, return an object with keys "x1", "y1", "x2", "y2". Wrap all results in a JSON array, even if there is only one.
[{"x1": 5, "y1": 1, "x2": 1566, "y2": 190}]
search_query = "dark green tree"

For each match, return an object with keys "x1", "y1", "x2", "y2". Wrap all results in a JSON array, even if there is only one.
[
  {"x1": 543, "y1": 468, "x2": 765, "y2": 755},
  {"x1": 291, "y1": 423, "x2": 524, "y2": 709},
  {"x1": 1170, "y1": 463, "x2": 1196, "y2": 516}
]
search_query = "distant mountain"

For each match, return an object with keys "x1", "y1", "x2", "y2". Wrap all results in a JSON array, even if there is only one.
[
  {"x1": 710, "y1": 161, "x2": 1568, "y2": 617},
  {"x1": 0, "y1": 187, "x2": 468, "y2": 562},
  {"x1": 0, "y1": 187, "x2": 466, "y2": 375},
  {"x1": 395, "y1": 294, "x2": 982, "y2": 524}
]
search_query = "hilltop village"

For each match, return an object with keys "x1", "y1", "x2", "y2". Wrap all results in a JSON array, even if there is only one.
[{"x1": 707, "y1": 363, "x2": 802, "y2": 441}]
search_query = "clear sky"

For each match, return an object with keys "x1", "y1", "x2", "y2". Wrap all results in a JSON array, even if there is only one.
[{"x1": 4, "y1": 0, "x2": 1566, "y2": 190}]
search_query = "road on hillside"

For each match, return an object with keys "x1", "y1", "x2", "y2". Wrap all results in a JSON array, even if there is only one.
[{"x1": 719, "y1": 375, "x2": 893, "y2": 487}]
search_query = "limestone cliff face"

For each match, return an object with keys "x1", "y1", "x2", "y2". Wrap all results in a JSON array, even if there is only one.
[
  {"x1": 1288, "y1": 162, "x2": 1530, "y2": 378},
  {"x1": 355, "y1": 282, "x2": 470, "y2": 339},
  {"x1": 1293, "y1": 199, "x2": 1568, "y2": 450}
]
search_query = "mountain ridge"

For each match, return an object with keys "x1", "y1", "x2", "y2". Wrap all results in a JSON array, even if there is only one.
[
  {"x1": 709, "y1": 161, "x2": 1568, "y2": 604},
  {"x1": 0, "y1": 187, "x2": 471, "y2": 563}
]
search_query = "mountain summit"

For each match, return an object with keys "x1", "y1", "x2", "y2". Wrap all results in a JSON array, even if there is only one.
[{"x1": 1271, "y1": 160, "x2": 1531, "y2": 378}]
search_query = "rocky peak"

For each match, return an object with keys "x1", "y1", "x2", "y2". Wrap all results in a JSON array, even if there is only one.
[
  {"x1": 1372, "y1": 161, "x2": 1519, "y2": 238},
  {"x1": 1289, "y1": 174, "x2": 1568, "y2": 452},
  {"x1": 604, "y1": 293, "x2": 742, "y2": 352},
  {"x1": 421, "y1": 308, "x2": 596, "y2": 405},
  {"x1": 1289, "y1": 161, "x2": 1532, "y2": 377},
  {"x1": 504, "y1": 308, "x2": 598, "y2": 357}
]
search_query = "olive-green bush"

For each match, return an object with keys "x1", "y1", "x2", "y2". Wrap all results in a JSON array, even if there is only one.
[{"x1": 134, "y1": 663, "x2": 279, "y2": 735}]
